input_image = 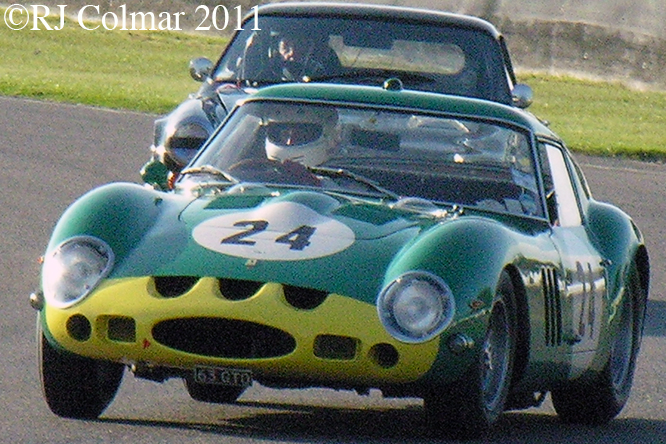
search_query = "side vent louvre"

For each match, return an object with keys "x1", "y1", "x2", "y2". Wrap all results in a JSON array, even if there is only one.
[{"x1": 542, "y1": 268, "x2": 562, "y2": 347}]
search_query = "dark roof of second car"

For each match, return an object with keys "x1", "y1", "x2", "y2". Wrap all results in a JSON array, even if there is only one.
[{"x1": 253, "y1": 2, "x2": 503, "y2": 39}]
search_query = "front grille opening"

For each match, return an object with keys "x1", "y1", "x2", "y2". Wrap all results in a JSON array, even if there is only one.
[
  {"x1": 107, "y1": 316, "x2": 136, "y2": 343},
  {"x1": 314, "y1": 335, "x2": 359, "y2": 360},
  {"x1": 154, "y1": 276, "x2": 199, "y2": 298},
  {"x1": 152, "y1": 317, "x2": 296, "y2": 359},
  {"x1": 368, "y1": 343, "x2": 399, "y2": 369},
  {"x1": 67, "y1": 314, "x2": 91, "y2": 342},
  {"x1": 283, "y1": 285, "x2": 328, "y2": 310},
  {"x1": 219, "y1": 279, "x2": 263, "y2": 301}
]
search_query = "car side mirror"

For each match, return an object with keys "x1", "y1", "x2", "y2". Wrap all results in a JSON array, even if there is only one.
[
  {"x1": 512, "y1": 83, "x2": 533, "y2": 109},
  {"x1": 189, "y1": 57, "x2": 214, "y2": 82}
]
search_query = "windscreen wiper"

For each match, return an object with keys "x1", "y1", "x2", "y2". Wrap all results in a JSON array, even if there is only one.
[{"x1": 309, "y1": 167, "x2": 400, "y2": 200}]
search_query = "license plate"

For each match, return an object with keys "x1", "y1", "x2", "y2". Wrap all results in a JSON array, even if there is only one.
[{"x1": 193, "y1": 366, "x2": 253, "y2": 387}]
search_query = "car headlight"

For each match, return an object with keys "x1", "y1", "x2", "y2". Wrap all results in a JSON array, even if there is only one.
[
  {"x1": 377, "y1": 271, "x2": 455, "y2": 343},
  {"x1": 42, "y1": 236, "x2": 114, "y2": 308},
  {"x1": 166, "y1": 122, "x2": 210, "y2": 167}
]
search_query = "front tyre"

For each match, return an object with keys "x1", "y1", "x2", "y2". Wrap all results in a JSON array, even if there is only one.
[
  {"x1": 38, "y1": 321, "x2": 124, "y2": 419},
  {"x1": 425, "y1": 270, "x2": 517, "y2": 439},
  {"x1": 551, "y1": 269, "x2": 646, "y2": 424}
]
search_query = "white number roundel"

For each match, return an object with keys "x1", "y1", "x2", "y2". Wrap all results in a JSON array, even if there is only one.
[{"x1": 192, "y1": 201, "x2": 355, "y2": 261}]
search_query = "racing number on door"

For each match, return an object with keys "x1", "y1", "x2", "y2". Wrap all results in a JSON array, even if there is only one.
[
  {"x1": 576, "y1": 262, "x2": 595, "y2": 339},
  {"x1": 221, "y1": 220, "x2": 316, "y2": 251},
  {"x1": 572, "y1": 261, "x2": 605, "y2": 349}
]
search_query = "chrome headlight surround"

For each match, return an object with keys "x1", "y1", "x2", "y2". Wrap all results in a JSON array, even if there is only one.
[
  {"x1": 165, "y1": 122, "x2": 210, "y2": 168},
  {"x1": 41, "y1": 236, "x2": 114, "y2": 309},
  {"x1": 377, "y1": 271, "x2": 455, "y2": 343}
]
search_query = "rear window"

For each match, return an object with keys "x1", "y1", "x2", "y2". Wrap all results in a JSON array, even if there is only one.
[{"x1": 330, "y1": 36, "x2": 466, "y2": 75}]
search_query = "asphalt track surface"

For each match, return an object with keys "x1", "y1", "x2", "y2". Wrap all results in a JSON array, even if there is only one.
[{"x1": 2, "y1": 96, "x2": 665, "y2": 443}]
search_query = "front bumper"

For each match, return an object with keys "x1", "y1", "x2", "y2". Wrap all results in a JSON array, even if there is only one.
[{"x1": 42, "y1": 276, "x2": 441, "y2": 387}]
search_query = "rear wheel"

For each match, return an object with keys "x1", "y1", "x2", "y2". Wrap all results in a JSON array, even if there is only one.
[
  {"x1": 425, "y1": 270, "x2": 517, "y2": 439},
  {"x1": 552, "y1": 269, "x2": 645, "y2": 424},
  {"x1": 38, "y1": 322, "x2": 124, "y2": 419},
  {"x1": 184, "y1": 377, "x2": 245, "y2": 404}
]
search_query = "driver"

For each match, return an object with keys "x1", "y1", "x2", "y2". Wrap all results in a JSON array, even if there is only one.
[
  {"x1": 263, "y1": 105, "x2": 340, "y2": 167},
  {"x1": 270, "y1": 33, "x2": 339, "y2": 81}
]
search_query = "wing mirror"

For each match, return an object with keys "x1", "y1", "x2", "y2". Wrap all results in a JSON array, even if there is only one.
[
  {"x1": 189, "y1": 57, "x2": 214, "y2": 82},
  {"x1": 512, "y1": 83, "x2": 533, "y2": 109}
]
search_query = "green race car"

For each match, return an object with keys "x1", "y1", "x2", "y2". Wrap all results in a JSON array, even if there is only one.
[{"x1": 32, "y1": 82, "x2": 648, "y2": 439}]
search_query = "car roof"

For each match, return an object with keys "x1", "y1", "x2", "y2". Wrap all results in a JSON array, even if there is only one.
[
  {"x1": 247, "y1": 83, "x2": 555, "y2": 138},
  {"x1": 255, "y1": 2, "x2": 504, "y2": 39}
]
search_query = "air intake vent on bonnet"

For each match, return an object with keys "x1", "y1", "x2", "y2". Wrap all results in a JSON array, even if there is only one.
[
  {"x1": 283, "y1": 285, "x2": 328, "y2": 310},
  {"x1": 154, "y1": 276, "x2": 199, "y2": 297},
  {"x1": 153, "y1": 318, "x2": 296, "y2": 358},
  {"x1": 219, "y1": 278, "x2": 263, "y2": 300}
]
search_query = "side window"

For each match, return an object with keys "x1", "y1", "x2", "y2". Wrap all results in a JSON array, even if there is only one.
[
  {"x1": 538, "y1": 143, "x2": 583, "y2": 227},
  {"x1": 570, "y1": 158, "x2": 592, "y2": 200}
]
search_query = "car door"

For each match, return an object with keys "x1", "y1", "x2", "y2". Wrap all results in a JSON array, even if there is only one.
[{"x1": 539, "y1": 142, "x2": 608, "y2": 380}]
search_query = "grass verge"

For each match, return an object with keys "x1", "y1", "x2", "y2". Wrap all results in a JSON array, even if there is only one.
[
  {"x1": 0, "y1": 12, "x2": 227, "y2": 114},
  {"x1": 524, "y1": 73, "x2": 666, "y2": 161},
  {"x1": 3, "y1": 9, "x2": 666, "y2": 160}
]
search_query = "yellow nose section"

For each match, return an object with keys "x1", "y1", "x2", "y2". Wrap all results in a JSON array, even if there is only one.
[{"x1": 44, "y1": 276, "x2": 441, "y2": 385}]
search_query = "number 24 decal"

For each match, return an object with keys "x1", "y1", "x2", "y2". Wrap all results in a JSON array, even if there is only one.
[{"x1": 221, "y1": 220, "x2": 317, "y2": 251}]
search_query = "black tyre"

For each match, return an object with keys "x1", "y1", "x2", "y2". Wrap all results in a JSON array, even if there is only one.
[
  {"x1": 184, "y1": 377, "x2": 245, "y2": 404},
  {"x1": 38, "y1": 322, "x2": 124, "y2": 419},
  {"x1": 551, "y1": 269, "x2": 646, "y2": 425},
  {"x1": 425, "y1": 270, "x2": 517, "y2": 439}
]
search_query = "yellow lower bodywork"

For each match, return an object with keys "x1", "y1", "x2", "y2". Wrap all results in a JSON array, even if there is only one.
[{"x1": 44, "y1": 277, "x2": 441, "y2": 386}]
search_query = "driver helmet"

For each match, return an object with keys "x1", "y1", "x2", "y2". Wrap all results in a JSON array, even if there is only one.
[
  {"x1": 264, "y1": 105, "x2": 339, "y2": 167},
  {"x1": 272, "y1": 28, "x2": 321, "y2": 62}
]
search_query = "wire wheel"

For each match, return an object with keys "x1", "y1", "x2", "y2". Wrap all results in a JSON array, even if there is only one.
[
  {"x1": 425, "y1": 270, "x2": 517, "y2": 439},
  {"x1": 482, "y1": 296, "x2": 513, "y2": 413}
]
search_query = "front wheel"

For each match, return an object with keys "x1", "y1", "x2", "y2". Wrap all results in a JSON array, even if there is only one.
[
  {"x1": 551, "y1": 269, "x2": 646, "y2": 424},
  {"x1": 425, "y1": 270, "x2": 517, "y2": 439},
  {"x1": 38, "y1": 321, "x2": 124, "y2": 419}
]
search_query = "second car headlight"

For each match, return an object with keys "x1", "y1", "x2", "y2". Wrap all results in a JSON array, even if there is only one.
[
  {"x1": 42, "y1": 236, "x2": 114, "y2": 308},
  {"x1": 377, "y1": 271, "x2": 455, "y2": 343},
  {"x1": 166, "y1": 122, "x2": 210, "y2": 167}
]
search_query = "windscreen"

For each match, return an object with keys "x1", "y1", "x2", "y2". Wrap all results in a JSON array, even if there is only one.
[
  {"x1": 212, "y1": 15, "x2": 511, "y2": 104},
  {"x1": 186, "y1": 100, "x2": 542, "y2": 218}
]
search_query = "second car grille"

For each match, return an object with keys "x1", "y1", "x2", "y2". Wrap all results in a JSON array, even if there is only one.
[{"x1": 152, "y1": 317, "x2": 296, "y2": 358}]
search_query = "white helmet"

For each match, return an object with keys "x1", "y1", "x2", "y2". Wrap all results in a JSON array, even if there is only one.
[{"x1": 264, "y1": 105, "x2": 338, "y2": 167}]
